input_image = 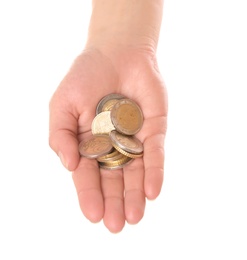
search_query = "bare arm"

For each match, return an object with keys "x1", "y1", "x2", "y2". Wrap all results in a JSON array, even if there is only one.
[{"x1": 86, "y1": 0, "x2": 164, "y2": 53}]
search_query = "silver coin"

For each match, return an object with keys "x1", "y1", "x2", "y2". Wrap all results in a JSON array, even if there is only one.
[
  {"x1": 96, "y1": 93, "x2": 126, "y2": 115},
  {"x1": 91, "y1": 111, "x2": 115, "y2": 135},
  {"x1": 109, "y1": 130, "x2": 143, "y2": 155}
]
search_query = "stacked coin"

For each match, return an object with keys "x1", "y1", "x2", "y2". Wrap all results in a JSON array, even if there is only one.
[{"x1": 79, "y1": 93, "x2": 144, "y2": 170}]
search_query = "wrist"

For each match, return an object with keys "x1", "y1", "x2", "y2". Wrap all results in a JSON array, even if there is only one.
[{"x1": 85, "y1": 0, "x2": 164, "y2": 54}]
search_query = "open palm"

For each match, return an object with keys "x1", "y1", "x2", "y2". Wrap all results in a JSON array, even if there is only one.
[{"x1": 49, "y1": 48, "x2": 168, "y2": 233}]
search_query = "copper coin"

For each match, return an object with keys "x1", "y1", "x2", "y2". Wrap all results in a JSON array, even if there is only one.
[
  {"x1": 110, "y1": 130, "x2": 143, "y2": 155},
  {"x1": 110, "y1": 99, "x2": 143, "y2": 135},
  {"x1": 96, "y1": 93, "x2": 126, "y2": 115},
  {"x1": 78, "y1": 135, "x2": 113, "y2": 159}
]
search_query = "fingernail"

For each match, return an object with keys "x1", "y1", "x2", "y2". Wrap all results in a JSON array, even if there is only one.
[{"x1": 58, "y1": 151, "x2": 68, "y2": 169}]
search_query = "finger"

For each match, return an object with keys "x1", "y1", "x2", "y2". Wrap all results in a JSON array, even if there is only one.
[
  {"x1": 100, "y1": 169, "x2": 125, "y2": 233},
  {"x1": 123, "y1": 158, "x2": 146, "y2": 224},
  {"x1": 143, "y1": 133, "x2": 165, "y2": 200},
  {"x1": 49, "y1": 100, "x2": 80, "y2": 171},
  {"x1": 136, "y1": 114, "x2": 167, "y2": 200},
  {"x1": 72, "y1": 158, "x2": 104, "y2": 223}
]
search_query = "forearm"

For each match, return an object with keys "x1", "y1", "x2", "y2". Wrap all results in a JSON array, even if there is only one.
[{"x1": 86, "y1": 0, "x2": 164, "y2": 53}]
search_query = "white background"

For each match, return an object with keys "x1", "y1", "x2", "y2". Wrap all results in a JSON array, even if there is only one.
[{"x1": 0, "y1": 0, "x2": 246, "y2": 259}]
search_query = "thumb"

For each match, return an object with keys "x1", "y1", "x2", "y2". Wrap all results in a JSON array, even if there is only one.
[{"x1": 49, "y1": 104, "x2": 80, "y2": 171}]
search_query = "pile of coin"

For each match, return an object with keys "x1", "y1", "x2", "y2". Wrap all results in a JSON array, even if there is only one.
[{"x1": 78, "y1": 93, "x2": 144, "y2": 170}]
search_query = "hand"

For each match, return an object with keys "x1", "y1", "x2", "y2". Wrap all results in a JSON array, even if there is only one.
[{"x1": 49, "y1": 47, "x2": 168, "y2": 233}]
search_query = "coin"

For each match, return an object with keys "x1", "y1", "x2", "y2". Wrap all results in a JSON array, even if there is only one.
[
  {"x1": 101, "y1": 99, "x2": 120, "y2": 112},
  {"x1": 112, "y1": 143, "x2": 143, "y2": 158},
  {"x1": 109, "y1": 130, "x2": 143, "y2": 156},
  {"x1": 78, "y1": 135, "x2": 113, "y2": 159},
  {"x1": 78, "y1": 94, "x2": 144, "y2": 170},
  {"x1": 110, "y1": 98, "x2": 143, "y2": 135},
  {"x1": 96, "y1": 93, "x2": 126, "y2": 115},
  {"x1": 100, "y1": 154, "x2": 129, "y2": 167},
  {"x1": 91, "y1": 111, "x2": 115, "y2": 135},
  {"x1": 97, "y1": 149, "x2": 123, "y2": 163},
  {"x1": 99, "y1": 156, "x2": 133, "y2": 170}
]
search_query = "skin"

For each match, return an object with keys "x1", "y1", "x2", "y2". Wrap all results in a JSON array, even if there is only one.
[{"x1": 49, "y1": 0, "x2": 168, "y2": 233}]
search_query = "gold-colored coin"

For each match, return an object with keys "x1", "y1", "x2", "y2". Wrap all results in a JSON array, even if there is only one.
[
  {"x1": 102, "y1": 99, "x2": 119, "y2": 112},
  {"x1": 96, "y1": 93, "x2": 126, "y2": 115},
  {"x1": 110, "y1": 99, "x2": 143, "y2": 135},
  {"x1": 97, "y1": 149, "x2": 123, "y2": 163},
  {"x1": 91, "y1": 111, "x2": 115, "y2": 135},
  {"x1": 78, "y1": 135, "x2": 113, "y2": 159},
  {"x1": 99, "y1": 156, "x2": 133, "y2": 170},
  {"x1": 105, "y1": 154, "x2": 131, "y2": 166}
]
